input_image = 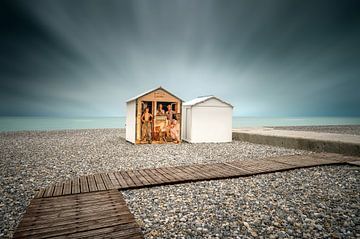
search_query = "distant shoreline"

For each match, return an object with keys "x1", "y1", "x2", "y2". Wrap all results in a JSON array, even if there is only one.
[
  {"x1": 1, "y1": 116, "x2": 360, "y2": 132},
  {"x1": 1, "y1": 125, "x2": 360, "y2": 135}
]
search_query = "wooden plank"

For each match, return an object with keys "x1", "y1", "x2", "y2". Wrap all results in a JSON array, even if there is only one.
[
  {"x1": 192, "y1": 164, "x2": 221, "y2": 178},
  {"x1": 189, "y1": 165, "x2": 216, "y2": 178},
  {"x1": 25, "y1": 199, "x2": 127, "y2": 215},
  {"x1": 176, "y1": 166, "x2": 207, "y2": 180},
  {"x1": 57, "y1": 223, "x2": 142, "y2": 239},
  {"x1": 164, "y1": 167, "x2": 189, "y2": 181},
  {"x1": 137, "y1": 169, "x2": 159, "y2": 185},
  {"x1": 20, "y1": 204, "x2": 131, "y2": 222},
  {"x1": 94, "y1": 174, "x2": 106, "y2": 191},
  {"x1": 154, "y1": 167, "x2": 178, "y2": 182},
  {"x1": 170, "y1": 166, "x2": 193, "y2": 180},
  {"x1": 216, "y1": 163, "x2": 251, "y2": 176},
  {"x1": 52, "y1": 181, "x2": 64, "y2": 197},
  {"x1": 16, "y1": 211, "x2": 139, "y2": 238},
  {"x1": 131, "y1": 170, "x2": 152, "y2": 186},
  {"x1": 87, "y1": 175, "x2": 98, "y2": 192},
  {"x1": 80, "y1": 176, "x2": 89, "y2": 193},
  {"x1": 114, "y1": 172, "x2": 129, "y2": 188},
  {"x1": 126, "y1": 170, "x2": 144, "y2": 187},
  {"x1": 197, "y1": 164, "x2": 228, "y2": 178},
  {"x1": 100, "y1": 173, "x2": 115, "y2": 190},
  {"x1": 43, "y1": 184, "x2": 55, "y2": 198},
  {"x1": 34, "y1": 188, "x2": 46, "y2": 199},
  {"x1": 26, "y1": 192, "x2": 125, "y2": 209},
  {"x1": 71, "y1": 177, "x2": 80, "y2": 194},
  {"x1": 108, "y1": 172, "x2": 122, "y2": 188},
  {"x1": 62, "y1": 179, "x2": 72, "y2": 195},
  {"x1": 143, "y1": 168, "x2": 167, "y2": 183},
  {"x1": 119, "y1": 171, "x2": 137, "y2": 188}
]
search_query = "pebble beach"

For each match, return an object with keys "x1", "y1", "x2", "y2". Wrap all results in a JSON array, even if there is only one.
[{"x1": 0, "y1": 127, "x2": 359, "y2": 238}]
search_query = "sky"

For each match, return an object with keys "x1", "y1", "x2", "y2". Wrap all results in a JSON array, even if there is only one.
[{"x1": 0, "y1": 0, "x2": 359, "y2": 117}]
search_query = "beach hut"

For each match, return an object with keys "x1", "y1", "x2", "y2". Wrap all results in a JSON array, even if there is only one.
[
  {"x1": 181, "y1": 96, "x2": 233, "y2": 143},
  {"x1": 126, "y1": 87, "x2": 183, "y2": 144}
]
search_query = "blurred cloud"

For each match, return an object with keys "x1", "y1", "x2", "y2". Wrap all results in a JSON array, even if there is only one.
[{"x1": 0, "y1": 0, "x2": 359, "y2": 116}]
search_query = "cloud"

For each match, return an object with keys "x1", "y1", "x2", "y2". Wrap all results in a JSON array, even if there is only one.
[{"x1": 0, "y1": 0, "x2": 359, "y2": 116}]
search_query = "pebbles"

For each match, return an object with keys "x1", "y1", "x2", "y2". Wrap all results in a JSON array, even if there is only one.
[
  {"x1": 0, "y1": 128, "x2": 340, "y2": 238},
  {"x1": 123, "y1": 165, "x2": 360, "y2": 238}
]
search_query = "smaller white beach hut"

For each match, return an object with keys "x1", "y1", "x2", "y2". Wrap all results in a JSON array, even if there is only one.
[{"x1": 181, "y1": 95, "x2": 233, "y2": 143}]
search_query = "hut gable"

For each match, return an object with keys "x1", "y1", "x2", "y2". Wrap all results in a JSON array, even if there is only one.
[
  {"x1": 183, "y1": 95, "x2": 233, "y2": 108},
  {"x1": 127, "y1": 87, "x2": 182, "y2": 103}
]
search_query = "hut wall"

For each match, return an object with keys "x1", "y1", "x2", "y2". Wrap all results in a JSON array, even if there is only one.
[{"x1": 125, "y1": 100, "x2": 136, "y2": 143}]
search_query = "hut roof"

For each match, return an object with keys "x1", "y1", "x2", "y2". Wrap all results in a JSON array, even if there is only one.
[
  {"x1": 126, "y1": 86, "x2": 183, "y2": 103},
  {"x1": 183, "y1": 95, "x2": 233, "y2": 108}
]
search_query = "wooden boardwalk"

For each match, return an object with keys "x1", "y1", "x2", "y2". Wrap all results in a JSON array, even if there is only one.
[
  {"x1": 34, "y1": 153, "x2": 360, "y2": 199},
  {"x1": 13, "y1": 190, "x2": 143, "y2": 239},
  {"x1": 15, "y1": 153, "x2": 360, "y2": 238}
]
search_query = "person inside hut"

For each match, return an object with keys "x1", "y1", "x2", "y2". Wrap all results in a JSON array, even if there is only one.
[
  {"x1": 141, "y1": 107, "x2": 153, "y2": 143},
  {"x1": 166, "y1": 104, "x2": 175, "y2": 123},
  {"x1": 156, "y1": 104, "x2": 165, "y2": 115},
  {"x1": 169, "y1": 119, "x2": 180, "y2": 143}
]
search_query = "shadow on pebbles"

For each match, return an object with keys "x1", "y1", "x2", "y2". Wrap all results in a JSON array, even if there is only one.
[{"x1": 0, "y1": 129, "x2": 358, "y2": 238}]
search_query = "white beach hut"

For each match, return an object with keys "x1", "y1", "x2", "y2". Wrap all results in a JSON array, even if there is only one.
[{"x1": 181, "y1": 96, "x2": 233, "y2": 143}]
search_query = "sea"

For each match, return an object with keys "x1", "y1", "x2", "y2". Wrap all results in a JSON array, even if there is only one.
[{"x1": 0, "y1": 116, "x2": 360, "y2": 132}]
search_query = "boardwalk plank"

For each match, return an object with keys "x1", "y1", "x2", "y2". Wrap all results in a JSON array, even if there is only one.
[
  {"x1": 132, "y1": 170, "x2": 152, "y2": 186},
  {"x1": 79, "y1": 176, "x2": 89, "y2": 193},
  {"x1": 62, "y1": 180, "x2": 72, "y2": 195},
  {"x1": 143, "y1": 169, "x2": 167, "y2": 183},
  {"x1": 100, "y1": 173, "x2": 115, "y2": 190},
  {"x1": 119, "y1": 171, "x2": 137, "y2": 187},
  {"x1": 171, "y1": 167, "x2": 193, "y2": 180},
  {"x1": 43, "y1": 184, "x2": 55, "y2": 198},
  {"x1": 155, "y1": 167, "x2": 178, "y2": 182},
  {"x1": 71, "y1": 177, "x2": 80, "y2": 194},
  {"x1": 164, "y1": 167, "x2": 189, "y2": 181},
  {"x1": 87, "y1": 175, "x2": 98, "y2": 192},
  {"x1": 177, "y1": 166, "x2": 207, "y2": 180},
  {"x1": 108, "y1": 172, "x2": 122, "y2": 188},
  {"x1": 94, "y1": 174, "x2": 106, "y2": 191},
  {"x1": 34, "y1": 188, "x2": 46, "y2": 199},
  {"x1": 187, "y1": 165, "x2": 215, "y2": 178},
  {"x1": 188, "y1": 165, "x2": 216, "y2": 178},
  {"x1": 137, "y1": 169, "x2": 159, "y2": 185},
  {"x1": 58, "y1": 223, "x2": 141, "y2": 239},
  {"x1": 114, "y1": 172, "x2": 129, "y2": 188},
  {"x1": 126, "y1": 170, "x2": 143, "y2": 186},
  {"x1": 52, "y1": 182, "x2": 64, "y2": 197}
]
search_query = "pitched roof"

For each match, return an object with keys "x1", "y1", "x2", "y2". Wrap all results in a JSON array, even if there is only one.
[
  {"x1": 126, "y1": 86, "x2": 183, "y2": 102},
  {"x1": 183, "y1": 95, "x2": 233, "y2": 107}
]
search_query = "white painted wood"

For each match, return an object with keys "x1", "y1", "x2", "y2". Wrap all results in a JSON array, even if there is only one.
[
  {"x1": 196, "y1": 98, "x2": 230, "y2": 107},
  {"x1": 126, "y1": 100, "x2": 136, "y2": 143},
  {"x1": 181, "y1": 96, "x2": 233, "y2": 143}
]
